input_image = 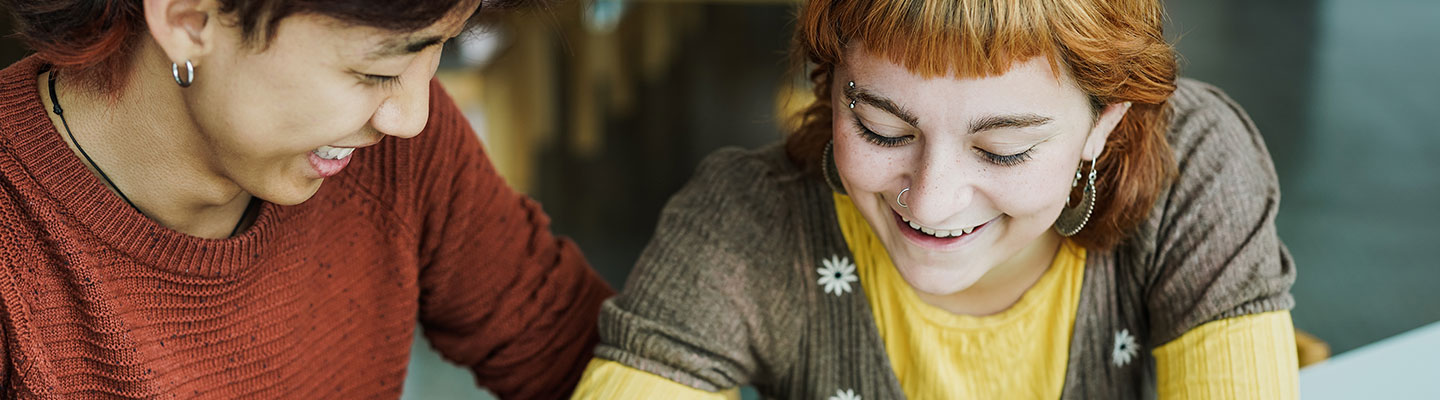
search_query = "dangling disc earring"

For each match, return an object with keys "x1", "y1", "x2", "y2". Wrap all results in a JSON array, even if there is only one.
[{"x1": 1054, "y1": 158, "x2": 1097, "y2": 236}]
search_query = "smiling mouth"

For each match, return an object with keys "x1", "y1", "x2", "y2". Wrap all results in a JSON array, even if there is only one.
[
  {"x1": 901, "y1": 216, "x2": 974, "y2": 238},
  {"x1": 893, "y1": 209, "x2": 989, "y2": 240},
  {"x1": 312, "y1": 145, "x2": 356, "y2": 160}
]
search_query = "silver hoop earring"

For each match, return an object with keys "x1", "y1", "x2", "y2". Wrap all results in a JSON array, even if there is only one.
[
  {"x1": 896, "y1": 187, "x2": 910, "y2": 208},
  {"x1": 172, "y1": 60, "x2": 195, "y2": 88},
  {"x1": 1054, "y1": 158, "x2": 1098, "y2": 236},
  {"x1": 822, "y1": 140, "x2": 847, "y2": 194}
]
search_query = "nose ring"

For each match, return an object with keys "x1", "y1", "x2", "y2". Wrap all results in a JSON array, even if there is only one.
[{"x1": 897, "y1": 187, "x2": 910, "y2": 208}]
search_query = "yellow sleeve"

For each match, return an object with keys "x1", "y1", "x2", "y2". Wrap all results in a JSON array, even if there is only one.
[
  {"x1": 1154, "y1": 310, "x2": 1299, "y2": 400},
  {"x1": 570, "y1": 358, "x2": 741, "y2": 400}
]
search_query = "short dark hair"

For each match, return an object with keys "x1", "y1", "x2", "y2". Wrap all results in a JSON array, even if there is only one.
[{"x1": 2, "y1": 0, "x2": 505, "y2": 93}]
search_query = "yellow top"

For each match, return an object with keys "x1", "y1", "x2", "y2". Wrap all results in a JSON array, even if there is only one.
[
  {"x1": 833, "y1": 192, "x2": 1083, "y2": 398},
  {"x1": 570, "y1": 194, "x2": 1298, "y2": 399}
]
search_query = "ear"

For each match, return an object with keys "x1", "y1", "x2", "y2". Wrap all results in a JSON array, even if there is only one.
[
  {"x1": 144, "y1": 0, "x2": 221, "y2": 66},
  {"x1": 1083, "y1": 101, "x2": 1132, "y2": 161}
]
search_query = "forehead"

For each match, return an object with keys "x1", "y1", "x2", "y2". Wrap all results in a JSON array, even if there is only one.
[
  {"x1": 369, "y1": 6, "x2": 475, "y2": 54},
  {"x1": 266, "y1": 8, "x2": 473, "y2": 60},
  {"x1": 845, "y1": 46, "x2": 1083, "y2": 112}
]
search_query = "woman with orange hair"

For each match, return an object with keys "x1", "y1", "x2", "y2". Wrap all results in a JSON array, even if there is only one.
[{"x1": 573, "y1": 0, "x2": 1297, "y2": 398}]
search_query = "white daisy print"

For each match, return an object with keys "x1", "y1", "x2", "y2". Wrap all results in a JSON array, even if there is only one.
[
  {"x1": 1112, "y1": 329, "x2": 1140, "y2": 367},
  {"x1": 817, "y1": 255, "x2": 859, "y2": 296},
  {"x1": 828, "y1": 388, "x2": 861, "y2": 400}
]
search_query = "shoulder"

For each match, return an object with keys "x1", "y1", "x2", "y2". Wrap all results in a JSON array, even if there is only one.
[
  {"x1": 1114, "y1": 77, "x2": 1285, "y2": 257},
  {"x1": 1155, "y1": 78, "x2": 1284, "y2": 244},
  {"x1": 1111, "y1": 78, "x2": 1295, "y2": 345},
  {"x1": 633, "y1": 143, "x2": 813, "y2": 292},
  {"x1": 1165, "y1": 78, "x2": 1276, "y2": 171},
  {"x1": 682, "y1": 144, "x2": 808, "y2": 199},
  {"x1": 644, "y1": 143, "x2": 817, "y2": 282},
  {"x1": 659, "y1": 143, "x2": 809, "y2": 228},
  {"x1": 597, "y1": 143, "x2": 815, "y2": 390}
]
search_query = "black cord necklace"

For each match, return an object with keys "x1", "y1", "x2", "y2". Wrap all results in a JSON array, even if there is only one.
[{"x1": 47, "y1": 69, "x2": 252, "y2": 237}]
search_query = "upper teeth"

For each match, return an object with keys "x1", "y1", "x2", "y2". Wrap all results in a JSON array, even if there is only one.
[
  {"x1": 314, "y1": 146, "x2": 355, "y2": 160},
  {"x1": 903, "y1": 216, "x2": 976, "y2": 238}
]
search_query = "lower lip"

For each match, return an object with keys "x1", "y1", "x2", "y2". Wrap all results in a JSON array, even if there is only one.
[
  {"x1": 307, "y1": 152, "x2": 352, "y2": 178},
  {"x1": 892, "y1": 210, "x2": 992, "y2": 251}
]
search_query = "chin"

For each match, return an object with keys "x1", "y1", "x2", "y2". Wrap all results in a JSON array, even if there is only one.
[
  {"x1": 893, "y1": 261, "x2": 990, "y2": 296},
  {"x1": 256, "y1": 179, "x2": 325, "y2": 206}
]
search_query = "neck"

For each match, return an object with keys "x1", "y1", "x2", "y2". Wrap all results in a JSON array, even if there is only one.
[
  {"x1": 914, "y1": 230, "x2": 1064, "y2": 316},
  {"x1": 39, "y1": 41, "x2": 254, "y2": 239}
]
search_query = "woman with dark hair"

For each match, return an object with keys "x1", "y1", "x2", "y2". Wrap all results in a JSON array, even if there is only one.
[
  {"x1": 0, "y1": 0, "x2": 611, "y2": 398},
  {"x1": 573, "y1": 0, "x2": 1297, "y2": 398}
]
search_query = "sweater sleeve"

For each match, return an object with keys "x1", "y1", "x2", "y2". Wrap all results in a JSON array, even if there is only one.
[
  {"x1": 571, "y1": 359, "x2": 741, "y2": 399},
  {"x1": 1154, "y1": 311, "x2": 1299, "y2": 399},
  {"x1": 408, "y1": 80, "x2": 615, "y2": 399},
  {"x1": 592, "y1": 147, "x2": 805, "y2": 392},
  {"x1": 1, "y1": 319, "x2": 7, "y2": 386},
  {"x1": 1144, "y1": 79, "x2": 1298, "y2": 347}
]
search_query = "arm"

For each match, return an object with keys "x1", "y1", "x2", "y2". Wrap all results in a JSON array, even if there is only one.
[
  {"x1": 410, "y1": 80, "x2": 614, "y2": 399},
  {"x1": 572, "y1": 359, "x2": 740, "y2": 400},
  {"x1": 1145, "y1": 80, "x2": 1299, "y2": 397},
  {"x1": 1155, "y1": 311, "x2": 1298, "y2": 399},
  {"x1": 1, "y1": 314, "x2": 7, "y2": 389},
  {"x1": 575, "y1": 148, "x2": 803, "y2": 396}
]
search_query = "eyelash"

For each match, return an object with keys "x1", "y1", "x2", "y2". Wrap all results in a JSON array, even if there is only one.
[
  {"x1": 363, "y1": 74, "x2": 401, "y2": 89},
  {"x1": 359, "y1": 37, "x2": 455, "y2": 89},
  {"x1": 978, "y1": 147, "x2": 1035, "y2": 166},
  {"x1": 852, "y1": 116, "x2": 912, "y2": 147},
  {"x1": 851, "y1": 116, "x2": 1036, "y2": 167}
]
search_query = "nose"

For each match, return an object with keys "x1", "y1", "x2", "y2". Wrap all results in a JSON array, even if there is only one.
[
  {"x1": 903, "y1": 147, "x2": 976, "y2": 226},
  {"x1": 370, "y1": 51, "x2": 442, "y2": 139}
]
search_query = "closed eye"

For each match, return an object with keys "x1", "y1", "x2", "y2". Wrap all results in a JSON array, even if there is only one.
[
  {"x1": 362, "y1": 74, "x2": 401, "y2": 89},
  {"x1": 975, "y1": 146, "x2": 1036, "y2": 166},
  {"x1": 853, "y1": 116, "x2": 913, "y2": 147}
]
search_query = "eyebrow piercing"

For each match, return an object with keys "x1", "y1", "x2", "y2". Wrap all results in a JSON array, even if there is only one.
[{"x1": 848, "y1": 81, "x2": 856, "y2": 109}]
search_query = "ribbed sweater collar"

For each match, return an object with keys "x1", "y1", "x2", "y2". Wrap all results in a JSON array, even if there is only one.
[{"x1": 0, "y1": 56, "x2": 284, "y2": 276}]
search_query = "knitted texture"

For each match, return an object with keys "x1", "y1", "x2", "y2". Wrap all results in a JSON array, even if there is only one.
[
  {"x1": 0, "y1": 56, "x2": 614, "y2": 399},
  {"x1": 593, "y1": 78, "x2": 1296, "y2": 399}
]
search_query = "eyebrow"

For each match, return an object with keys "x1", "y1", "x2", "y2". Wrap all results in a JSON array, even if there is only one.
[
  {"x1": 968, "y1": 114, "x2": 1054, "y2": 134},
  {"x1": 843, "y1": 85, "x2": 921, "y2": 127},
  {"x1": 370, "y1": 35, "x2": 451, "y2": 59},
  {"x1": 843, "y1": 83, "x2": 1054, "y2": 134}
]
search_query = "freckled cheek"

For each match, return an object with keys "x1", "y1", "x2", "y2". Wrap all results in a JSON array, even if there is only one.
[
  {"x1": 832, "y1": 127, "x2": 909, "y2": 194},
  {"x1": 987, "y1": 165, "x2": 1075, "y2": 219}
]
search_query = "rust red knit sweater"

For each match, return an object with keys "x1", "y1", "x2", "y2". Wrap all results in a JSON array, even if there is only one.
[{"x1": 0, "y1": 56, "x2": 614, "y2": 399}]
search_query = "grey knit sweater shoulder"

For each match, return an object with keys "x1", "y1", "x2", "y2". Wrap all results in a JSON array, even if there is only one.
[{"x1": 595, "y1": 78, "x2": 1296, "y2": 399}]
